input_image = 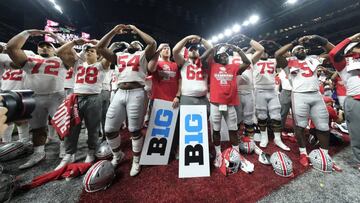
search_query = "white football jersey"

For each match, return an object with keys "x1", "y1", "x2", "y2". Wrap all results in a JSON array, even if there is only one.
[
  {"x1": 0, "y1": 51, "x2": 35, "y2": 91},
  {"x1": 22, "y1": 55, "x2": 67, "y2": 94},
  {"x1": 102, "y1": 69, "x2": 112, "y2": 91},
  {"x1": 73, "y1": 59, "x2": 105, "y2": 94},
  {"x1": 1, "y1": 69, "x2": 26, "y2": 90},
  {"x1": 180, "y1": 60, "x2": 208, "y2": 97},
  {"x1": 254, "y1": 58, "x2": 277, "y2": 90},
  {"x1": 115, "y1": 50, "x2": 148, "y2": 85},
  {"x1": 144, "y1": 75, "x2": 152, "y2": 93},
  {"x1": 0, "y1": 53, "x2": 24, "y2": 90},
  {"x1": 0, "y1": 50, "x2": 35, "y2": 71},
  {"x1": 64, "y1": 67, "x2": 75, "y2": 89},
  {"x1": 230, "y1": 54, "x2": 254, "y2": 94},
  {"x1": 278, "y1": 69, "x2": 292, "y2": 91},
  {"x1": 287, "y1": 56, "x2": 321, "y2": 93},
  {"x1": 339, "y1": 57, "x2": 360, "y2": 96},
  {"x1": 110, "y1": 69, "x2": 119, "y2": 91}
]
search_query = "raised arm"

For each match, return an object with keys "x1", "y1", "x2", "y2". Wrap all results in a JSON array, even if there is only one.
[
  {"x1": 147, "y1": 43, "x2": 168, "y2": 73},
  {"x1": 96, "y1": 24, "x2": 128, "y2": 64},
  {"x1": 128, "y1": 25, "x2": 157, "y2": 61},
  {"x1": 250, "y1": 40, "x2": 265, "y2": 64},
  {"x1": 57, "y1": 39, "x2": 87, "y2": 67},
  {"x1": 46, "y1": 32, "x2": 66, "y2": 46},
  {"x1": 100, "y1": 41, "x2": 125, "y2": 70},
  {"x1": 173, "y1": 35, "x2": 200, "y2": 67},
  {"x1": 231, "y1": 45, "x2": 251, "y2": 75},
  {"x1": 300, "y1": 35, "x2": 335, "y2": 53},
  {"x1": 200, "y1": 46, "x2": 215, "y2": 69},
  {"x1": 201, "y1": 38, "x2": 213, "y2": 50},
  {"x1": 230, "y1": 34, "x2": 264, "y2": 64},
  {"x1": 329, "y1": 33, "x2": 360, "y2": 71},
  {"x1": 7, "y1": 29, "x2": 47, "y2": 66},
  {"x1": 275, "y1": 43, "x2": 294, "y2": 69}
]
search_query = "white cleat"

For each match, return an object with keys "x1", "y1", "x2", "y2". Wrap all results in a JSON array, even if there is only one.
[
  {"x1": 213, "y1": 153, "x2": 222, "y2": 168},
  {"x1": 258, "y1": 152, "x2": 271, "y2": 165},
  {"x1": 84, "y1": 153, "x2": 95, "y2": 163},
  {"x1": 259, "y1": 134, "x2": 269, "y2": 148},
  {"x1": 19, "y1": 152, "x2": 46, "y2": 170},
  {"x1": 130, "y1": 159, "x2": 141, "y2": 177},
  {"x1": 111, "y1": 151, "x2": 125, "y2": 167},
  {"x1": 274, "y1": 139, "x2": 290, "y2": 151},
  {"x1": 55, "y1": 154, "x2": 75, "y2": 170},
  {"x1": 59, "y1": 141, "x2": 65, "y2": 158}
]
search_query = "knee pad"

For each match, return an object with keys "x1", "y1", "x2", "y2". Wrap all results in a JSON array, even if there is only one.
[
  {"x1": 257, "y1": 119, "x2": 267, "y2": 129},
  {"x1": 256, "y1": 109, "x2": 268, "y2": 121},
  {"x1": 271, "y1": 119, "x2": 282, "y2": 132},
  {"x1": 269, "y1": 109, "x2": 281, "y2": 121}
]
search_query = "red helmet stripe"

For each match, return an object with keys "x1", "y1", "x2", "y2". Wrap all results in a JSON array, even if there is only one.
[
  {"x1": 319, "y1": 149, "x2": 327, "y2": 171},
  {"x1": 278, "y1": 152, "x2": 287, "y2": 176},
  {"x1": 85, "y1": 160, "x2": 105, "y2": 192}
]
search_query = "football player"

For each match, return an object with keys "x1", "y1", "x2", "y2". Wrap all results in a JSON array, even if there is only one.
[
  {"x1": 97, "y1": 24, "x2": 156, "y2": 176},
  {"x1": 7, "y1": 29, "x2": 68, "y2": 169},
  {"x1": 275, "y1": 35, "x2": 334, "y2": 166},
  {"x1": 54, "y1": 39, "x2": 111, "y2": 170},
  {"x1": 329, "y1": 33, "x2": 360, "y2": 171},
  {"x1": 202, "y1": 44, "x2": 251, "y2": 167},
  {"x1": 172, "y1": 35, "x2": 212, "y2": 109},
  {"x1": 253, "y1": 41, "x2": 290, "y2": 151},
  {"x1": 228, "y1": 34, "x2": 264, "y2": 140},
  {"x1": 0, "y1": 42, "x2": 34, "y2": 143}
]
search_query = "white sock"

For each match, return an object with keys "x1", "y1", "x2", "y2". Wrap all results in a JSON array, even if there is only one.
[
  {"x1": 34, "y1": 145, "x2": 45, "y2": 153},
  {"x1": 320, "y1": 148, "x2": 328, "y2": 155},
  {"x1": 260, "y1": 129, "x2": 268, "y2": 137},
  {"x1": 215, "y1": 145, "x2": 221, "y2": 155},
  {"x1": 106, "y1": 134, "x2": 121, "y2": 151},
  {"x1": 299, "y1": 147, "x2": 307, "y2": 155},
  {"x1": 17, "y1": 123, "x2": 30, "y2": 143},
  {"x1": 274, "y1": 132, "x2": 281, "y2": 140},
  {"x1": 133, "y1": 155, "x2": 140, "y2": 163},
  {"x1": 132, "y1": 136, "x2": 144, "y2": 154}
]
